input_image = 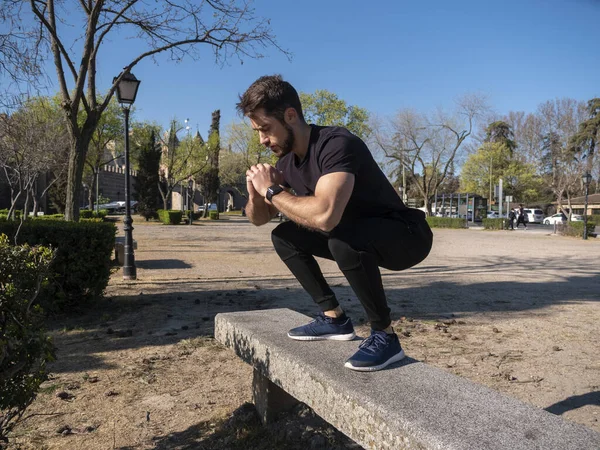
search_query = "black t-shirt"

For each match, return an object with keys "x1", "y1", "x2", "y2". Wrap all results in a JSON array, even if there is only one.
[{"x1": 276, "y1": 125, "x2": 407, "y2": 226}]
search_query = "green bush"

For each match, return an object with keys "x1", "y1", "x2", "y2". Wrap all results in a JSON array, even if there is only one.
[
  {"x1": 31, "y1": 214, "x2": 64, "y2": 221},
  {"x1": 425, "y1": 217, "x2": 466, "y2": 229},
  {"x1": 0, "y1": 210, "x2": 22, "y2": 220},
  {"x1": 209, "y1": 210, "x2": 219, "y2": 220},
  {"x1": 0, "y1": 220, "x2": 116, "y2": 311},
  {"x1": 157, "y1": 209, "x2": 183, "y2": 225},
  {"x1": 79, "y1": 210, "x2": 108, "y2": 220},
  {"x1": 0, "y1": 235, "x2": 56, "y2": 443},
  {"x1": 558, "y1": 221, "x2": 597, "y2": 238},
  {"x1": 482, "y1": 218, "x2": 509, "y2": 230}
]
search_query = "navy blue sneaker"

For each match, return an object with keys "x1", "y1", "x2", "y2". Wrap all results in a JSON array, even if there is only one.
[
  {"x1": 288, "y1": 313, "x2": 356, "y2": 341},
  {"x1": 344, "y1": 330, "x2": 405, "y2": 371}
]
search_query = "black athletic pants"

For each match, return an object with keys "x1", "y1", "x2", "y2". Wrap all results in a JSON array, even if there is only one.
[{"x1": 271, "y1": 210, "x2": 433, "y2": 331}]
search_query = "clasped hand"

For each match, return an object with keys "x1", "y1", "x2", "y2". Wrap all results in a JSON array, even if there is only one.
[{"x1": 246, "y1": 163, "x2": 284, "y2": 198}]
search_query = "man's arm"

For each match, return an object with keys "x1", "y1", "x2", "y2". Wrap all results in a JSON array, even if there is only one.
[
  {"x1": 245, "y1": 169, "x2": 279, "y2": 226},
  {"x1": 250, "y1": 164, "x2": 355, "y2": 232}
]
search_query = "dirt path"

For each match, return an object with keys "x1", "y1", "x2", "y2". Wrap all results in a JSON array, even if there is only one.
[{"x1": 8, "y1": 215, "x2": 600, "y2": 449}]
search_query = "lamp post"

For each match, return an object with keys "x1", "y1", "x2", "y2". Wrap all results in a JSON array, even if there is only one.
[
  {"x1": 582, "y1": 172, "x2": 592, "y2": 240},
  {"x1": 113, "y1": 71, "x2": 141, "y2": 280},
  {"x1": 188, "y1": 178, "x2": 193, "y2": 225}
]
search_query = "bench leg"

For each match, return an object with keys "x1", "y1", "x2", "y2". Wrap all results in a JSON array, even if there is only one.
[{"x1": 252, "y1": 368, "x2": 298, "y2": 424}]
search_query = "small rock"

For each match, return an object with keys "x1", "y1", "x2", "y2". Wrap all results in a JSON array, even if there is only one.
[
  {"x1": 177, "y1": 296, "x2": 182, "y2": 300},
  {"x1": 181, "y1": 325, "x2": 189, "y2": 330},
  {"x1": 106, "y1": 328, "x2": 114, "y2": 334},
  {"x1": 492, "y1": 327, "x2": 500, "y2": 333},
  {"x1": 105, "y1": 390, "x2": 119, "y2": 397},
  {"x1": 56, "y1": 391, "x2": 74, "y2": 401},
  {"x1": 87, "y1": 376, "x2": 100, "y2": 383},
  {"x1": 194, "y1": 299, "x2": 200, "y2": 304},
  {"x1": 402, "y1": 331, "x2": 411, "y2": 337},
  {"x1": 451, "y1": 335, "x2": 459, "y2": 340},
  {"x1": 202, "y1": 317, "x2": 210, "y2": 321},
  {"x1": 57, "y1": 425, "x2": 72, "y2": 435},
  {"x1": 552, "y1": 346, "x2": 562, "y2": 351},
  {"x1": 457, "y1": 320, "x2": 466, "y2": 325},
  {"x1": 165, "y1": 332, "x2": 177, "y2": 336}
]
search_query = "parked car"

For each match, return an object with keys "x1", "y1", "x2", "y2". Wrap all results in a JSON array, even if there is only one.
[
  {"x1": 522, "y1": 208, "x2": 544, "y2": 224},
  {"x1": 543, "y1": 213, "x2": 567, "y2": 225},
  {"x1": 570, "y1": 214, "x2": 584, "y2": 222},
  {"x1": 198, "y1": 203, "x2": 218, "y2": 213}
]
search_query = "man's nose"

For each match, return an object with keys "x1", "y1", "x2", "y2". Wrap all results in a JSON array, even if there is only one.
[{"x1": 259, "y1": 132, "x2": 269, "y2": 146}]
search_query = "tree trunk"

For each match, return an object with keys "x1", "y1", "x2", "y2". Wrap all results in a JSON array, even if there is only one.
[{"x1": 64, "y1": 134, "x2": 91, "y2": 221}]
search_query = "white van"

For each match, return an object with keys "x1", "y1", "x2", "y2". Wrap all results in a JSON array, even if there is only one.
[{"x1": 521, "y1": 208, "x2": 544, "y2": 224}]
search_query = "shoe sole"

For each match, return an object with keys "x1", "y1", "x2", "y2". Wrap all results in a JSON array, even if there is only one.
[
  {"x1": 287, "y1": 331, "x2": 356, "y2": 341},
  {"x1": 344, "y1": 349, "x2": 406, "y2": 372}
]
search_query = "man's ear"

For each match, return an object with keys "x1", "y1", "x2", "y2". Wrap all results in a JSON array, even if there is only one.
[{"x1": 284, "y1": 107, "x2": 298, "y2": 124}]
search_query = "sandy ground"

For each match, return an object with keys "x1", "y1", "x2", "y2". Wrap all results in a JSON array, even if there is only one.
[{"x1": 7, "y1": 215, "x2": 600, "y2": 449}]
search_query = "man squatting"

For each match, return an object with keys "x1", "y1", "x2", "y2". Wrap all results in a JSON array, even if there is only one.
[{"x1": 239, "y1": 75, "x2": 433, "y2": 371}]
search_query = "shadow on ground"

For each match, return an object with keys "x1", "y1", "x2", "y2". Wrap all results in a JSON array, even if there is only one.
[
  {"x1": 45, "y1": 251, "x2": 598, "y2": 375},
  {"x1": 545, "y1": 391, "x2": 600, "y2": 415},
  {"x1": 134, "y1": 402, "x2": 361, "y2": 450}
]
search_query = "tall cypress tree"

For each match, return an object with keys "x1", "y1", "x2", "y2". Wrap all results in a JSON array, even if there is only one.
[{"x1": 134, "y1": 130, "x2": 161, "y2": 220}]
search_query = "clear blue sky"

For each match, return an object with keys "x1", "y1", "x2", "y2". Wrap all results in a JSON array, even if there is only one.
[{"x1": 39, "y1": 0, "x2": 600, "y2": 136}]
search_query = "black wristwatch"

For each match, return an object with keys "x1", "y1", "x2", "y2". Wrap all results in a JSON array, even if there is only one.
[{"x1": 266, "y1": 184, "x2": 284, "y2": 202}]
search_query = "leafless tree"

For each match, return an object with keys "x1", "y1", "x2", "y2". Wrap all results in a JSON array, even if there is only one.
[
  {"x1": 375, "y1": 94, "x2": 488, "y2": 213},
  {"x1": 0, "y1": 0, "x2": 288, "y2": 220},
  {"x1": 0, "y1": 102, "x2": 68, "y2": 219}
]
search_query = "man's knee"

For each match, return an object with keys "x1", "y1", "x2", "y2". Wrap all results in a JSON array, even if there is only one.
[
  {"x1": 271, "y1": 221, "x2": 301, "y2": 260},
  {"x1": 328, "y1": 238, "x2": 363, "y2": 271}
]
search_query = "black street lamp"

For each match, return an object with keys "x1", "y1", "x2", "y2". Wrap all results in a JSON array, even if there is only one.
[
  {"x1": 582, "y1": 172, "x2": 592, "y2": 240},
  {"x1": 188, "y1": 179, "x2": 194, "y2": 225},
  {"x1": 113, "y1": 71, "x2": 141, "y2": 280}
]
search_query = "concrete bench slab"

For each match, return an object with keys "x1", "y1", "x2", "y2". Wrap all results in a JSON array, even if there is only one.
[
  {"x1": 114, "y1": 236, "x2": 137, "y2": 266},
  {"x1": 215, "y1": 308, "x2": 600, "y2": 450}
]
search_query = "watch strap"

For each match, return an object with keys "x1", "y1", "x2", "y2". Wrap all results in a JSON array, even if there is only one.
[{"x1": 266, "y1": 184, "x2": 284, "y2": 201}]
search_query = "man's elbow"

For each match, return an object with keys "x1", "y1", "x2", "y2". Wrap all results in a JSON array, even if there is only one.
[{"x1": 316, "y1": 213, "x2": 341, "y2": 232}]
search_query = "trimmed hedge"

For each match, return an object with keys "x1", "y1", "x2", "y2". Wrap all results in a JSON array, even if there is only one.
[
  {"x1": 32, "y1": 214, "x2": 65, "y2": 220},
  {"x1": 79, "y1": 209, "x2": 109, "y2": 219},
  {"x1": 209, "y1": 210, "x2": 219, "y2": 220},
  {"x1": 558, "y1": 221, "x2": 597, "y2": 238},
  {"x1": 157, "y1": 209, "x2": 183, "y2": 225},
  {"x1": 0, "y1": 220, "x2": 116, "y2": 311},
  {"x1": 482, "y1": 218, "x2": 509, "y2": 230},
  {"x1": 425, "y1": 217, "x2": 466, "y2": 229}
]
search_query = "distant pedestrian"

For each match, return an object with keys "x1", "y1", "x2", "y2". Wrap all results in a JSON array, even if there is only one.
[
  {"x1": 508, "y1": 209, "x2": 516, "y2": 230},
  {"x1": 515, "y1": 204, "x2": 528, "y2": 230}
]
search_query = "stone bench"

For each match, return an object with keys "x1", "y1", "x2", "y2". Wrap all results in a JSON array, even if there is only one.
[
  {"x1": 114, "y1": 236, "x2": 137, "y2": 266},
  {"x1": 215, "y1": 308, "x2": 600, "y2": 450}
]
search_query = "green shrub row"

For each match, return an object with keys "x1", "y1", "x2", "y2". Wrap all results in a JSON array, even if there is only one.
[
  {"x1": 30, "y1": 214, "x2": 65, "y2": 220},
  {"x1": 0, "y1": 235, "x2": 56, "y2": 442},
  {"x1": 157, "y1": 209, "x2": 183, "y2": 225},
  {"x1": 79, "y1": 209, "x2": 108, "y2": 219},
  {"x1": 209, "y1": 210, "x2": 219, "y2": 220},
  {"x1": 482, "y1": 218, "x2": 509, "y2": 230},
  {"x1": 0, "y1": 220, "x2": 116, "y2": 312},
  {"x1": 425, "y1": 217, "x2": 466, "y2": 229},
  {"x1": 558, "y1": 221, "x2": 597, "y2": 238}
]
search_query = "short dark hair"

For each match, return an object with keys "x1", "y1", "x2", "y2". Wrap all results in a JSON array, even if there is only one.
[{"x1": 237, "y1": 74, "x2": 305, "y2": 123}]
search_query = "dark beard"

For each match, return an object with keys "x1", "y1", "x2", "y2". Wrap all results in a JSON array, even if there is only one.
[{"x1": 279, "y1": 123, "x2": 295, "y2": 156}]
